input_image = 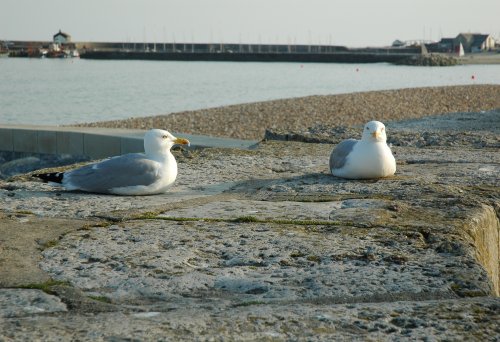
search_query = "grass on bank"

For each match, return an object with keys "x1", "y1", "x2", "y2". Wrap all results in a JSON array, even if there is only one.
[{"x1": 16, "y1": 280, "x2": 71, "y2": 294}]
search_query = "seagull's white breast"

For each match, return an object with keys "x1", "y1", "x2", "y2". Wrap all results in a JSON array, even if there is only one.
[{"x1": 333, "y1": 141, "x2": 396, "y2": 179}]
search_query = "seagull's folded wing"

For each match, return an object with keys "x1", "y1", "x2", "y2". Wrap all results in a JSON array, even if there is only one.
[
  {"x1": 64, "y1": 154, "x2": 161, "y2": 193},
  {"x1": 329, "y1": 139, "x2": 357, "y2": 170}
]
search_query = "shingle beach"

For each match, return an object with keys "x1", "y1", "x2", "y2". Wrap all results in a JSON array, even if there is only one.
[{"x1": 78, "y1": 84, "x2": 500, "y2": 140}]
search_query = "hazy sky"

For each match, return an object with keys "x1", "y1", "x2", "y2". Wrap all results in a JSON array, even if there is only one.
[{"x1": 2, "y1": 0, "x2": 499, "y2": 47}]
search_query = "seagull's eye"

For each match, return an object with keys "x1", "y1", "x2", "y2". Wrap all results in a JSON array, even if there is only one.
[
  {"x1": 381, "y1": 127, "x2": 385, "y2": 131},
  {"x1": 366, "y1": 127, "x2": 369, "y2": 130},
  {"x1": 162, "y1": 135, "x2": 168, "y2": 139}
]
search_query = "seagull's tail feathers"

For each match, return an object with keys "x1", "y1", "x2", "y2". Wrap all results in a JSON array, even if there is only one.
[{"x1": 32, "y1": 172, "x2": 65, "y2": 184}]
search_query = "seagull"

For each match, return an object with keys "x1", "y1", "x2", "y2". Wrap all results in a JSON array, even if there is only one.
[
  {"x1": 33, "y1": 129, "x2": 190, "y2": 195},
  {"x1": 329, "y1": 121, "x2": 396, "y2": 179}
]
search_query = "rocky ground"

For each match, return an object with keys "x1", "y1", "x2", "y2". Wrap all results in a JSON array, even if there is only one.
[
  {"x1": 76, "y1": 84, "x2": 500, "y2": 140},
  {"x1": 0, "y1": 109, "x2": 499, "y2": 340},
  {"x1": 394, "y1": 54, "x2": 459, "y2": 66}
]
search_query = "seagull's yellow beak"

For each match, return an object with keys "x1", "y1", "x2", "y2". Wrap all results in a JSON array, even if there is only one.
[
  {"x1": 174, "y1": 137, "x2": 190, "y2": 146},
  {"x1": 371, "y1": 131, "x2": 380, "y2": 139}
]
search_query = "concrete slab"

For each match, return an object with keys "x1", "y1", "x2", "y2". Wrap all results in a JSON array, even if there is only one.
[
  {"x1": 0, "y1": 128, "x2": 13, "y2": 151},
  {"x1": 12, "y1": 129, "x2": 37, "y2": 153},
  {"x1": 120, "y1": 136, "x2": 143, "y2": 154},
  {"x1": 83, "y1": 133, "x2": 121, "y2": 159},
  {"x1": 56, "y1": 131, "x2": 84, "y2": 155}
]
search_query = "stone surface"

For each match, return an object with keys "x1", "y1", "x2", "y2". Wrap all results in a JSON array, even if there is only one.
[
  {"x1": 39, "y1": 219, "x2": 486, "y2": 304},
  {"x1": 0, "y1": 289, "x2": 67, "y2": 318},
  {"x1": 1, "y1": 298, "x2": 499, "y2": 341},
  {"x1": 395, "y1": 54, "x2": 459, "y2": 66},
  {"x1": 0, "y1": 111, "x2": 499, "y2": 340},
  {"x1": 0, "y1": 216, "x2": 94, "y2": 287}
]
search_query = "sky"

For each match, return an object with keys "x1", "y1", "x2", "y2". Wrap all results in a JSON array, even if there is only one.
[{"x1": 1, "y1": 0, "x2": 499, "y2": 47}]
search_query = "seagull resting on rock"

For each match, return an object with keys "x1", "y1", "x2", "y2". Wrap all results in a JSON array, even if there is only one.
[
  {"x1": 33, "y1": 129, "x2": 190, "y2": 195},
  {"x1": 329, "y1": 121, "x2": 396, "y2": 179}
]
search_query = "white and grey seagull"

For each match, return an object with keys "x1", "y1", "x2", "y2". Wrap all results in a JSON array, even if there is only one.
[
  {"x1": 33, "y1": 129, "x2": 190, "y2": 195},
  {"x1": 329, "y1": 120, "x2": 396, "y2": 179}
]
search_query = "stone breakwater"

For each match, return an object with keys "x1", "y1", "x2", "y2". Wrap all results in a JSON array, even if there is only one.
[
  {"x1": 77, "y1": 84, "x2": 500, "y2": 140},
  {"x1": 1, "y1": 110, "x2": 499, "y2": 340},
  {"x1": 394, "y1": 54, "x2": 459, "y2": 66}
]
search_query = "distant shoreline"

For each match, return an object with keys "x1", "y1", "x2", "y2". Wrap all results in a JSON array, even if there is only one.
[
  {"x1": 5, "y1": 39, "x2": 500, "y2": 65},
  {"x1": 458, "y1": 53, "x2": 500, "y2": 64}
]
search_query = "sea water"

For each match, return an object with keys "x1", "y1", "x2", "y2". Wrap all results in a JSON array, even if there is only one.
[{"x1": 0, "y1": 58, "x2": 498, "y2": 125}]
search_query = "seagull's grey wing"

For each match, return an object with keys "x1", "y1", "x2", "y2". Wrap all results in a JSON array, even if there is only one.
[
  {"x1": 64, "y1": 153, "x2": 161, "y2": 193},
  {"x1": 329, "y1": 139, "x2": 358, "y2": 170}
]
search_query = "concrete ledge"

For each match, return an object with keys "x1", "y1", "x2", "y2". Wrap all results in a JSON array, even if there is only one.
[
  {"x1": 56, "y1": 131, "x2": 84, "y2": 155},
  {"x1": 0, "y1": 125, "x2": 258, "y2": 160},
  {"x1": 37, "y1": 131, "x2": 57, "y2": 154}
]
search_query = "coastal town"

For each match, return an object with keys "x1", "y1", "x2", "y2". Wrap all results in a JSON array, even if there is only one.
[{"x1": 1, "y1": 30, "x2": 499, "y2": 65}]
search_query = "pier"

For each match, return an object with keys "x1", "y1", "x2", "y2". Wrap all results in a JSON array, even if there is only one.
[
  {"x1": 79, "y1": 41, "x2": 423, "y2": 63},
  {"x1": 4, "y1": 40, "x2": 424, "y2": 63}
]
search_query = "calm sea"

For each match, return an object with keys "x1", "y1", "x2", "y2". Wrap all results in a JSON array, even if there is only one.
[{"x1": 1, "y1": 58, "x2": 499, "y2": 126}]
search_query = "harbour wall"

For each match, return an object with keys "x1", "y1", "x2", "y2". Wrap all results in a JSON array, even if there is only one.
[
  {"x1": 78, "y1": 41, "x2": 422, "y2": 63},
  {"x1": 79, "y1": 50, "x2": 419, "y2": 63},
  {"x1": 3, "y1": 39, "x2": 423, "y2": 63}
]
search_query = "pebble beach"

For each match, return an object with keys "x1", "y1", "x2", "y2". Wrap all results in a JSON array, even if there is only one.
[{"x1": 77, "y1": 84, "x2": 500, "y2": 140}]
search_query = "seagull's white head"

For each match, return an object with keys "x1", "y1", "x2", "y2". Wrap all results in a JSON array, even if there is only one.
[
  {"x1": 361, "y1": 121, "x2": 387, "y2": 143},
  {"x1": 144, "y1": 129, "x2": 190, "y2": 155}
]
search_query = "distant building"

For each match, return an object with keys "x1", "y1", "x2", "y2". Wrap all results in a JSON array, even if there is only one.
[
  {"x1": 455, "y1": 33, "x2": 495, "y2": 52},
  {"x1": 53, "y1": 30, "x2": 71, "y2": 45},
  {"x1": 392, "y1": 39, "x2": 406, "y2": 47},
  {"x1": 426, "y1": 33, "x2": 495, "y2": 53},
  {"x1": 437, "y1": 38, "x2": 455, "y2": 52}
]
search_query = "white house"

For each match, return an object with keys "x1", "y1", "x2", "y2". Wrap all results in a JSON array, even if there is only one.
[
  {"x1": 53, "y1": 30, "x2": 71, "y2": 45},
  {"x1": 455, "y1": 33, "x2": 495, "y2": 52}
]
